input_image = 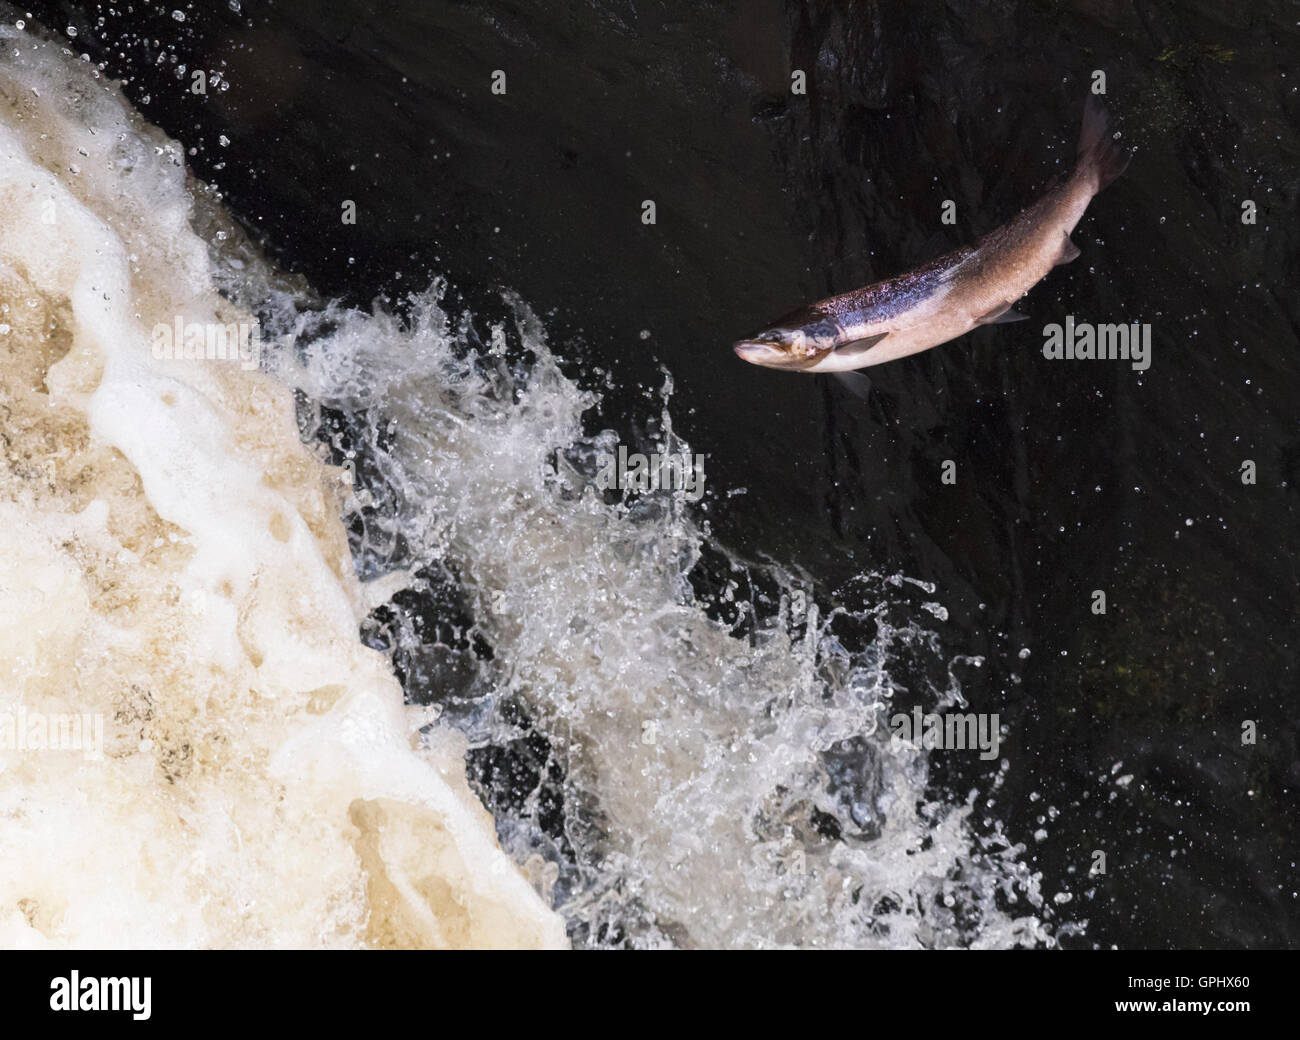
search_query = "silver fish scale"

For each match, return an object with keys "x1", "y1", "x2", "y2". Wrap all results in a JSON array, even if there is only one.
[{"x1": 814, "y1": 246, "x2": 975, "y2": 324}]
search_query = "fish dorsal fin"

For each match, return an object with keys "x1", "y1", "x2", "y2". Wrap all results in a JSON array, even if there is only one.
[
  {"x1": 974, "y1": 302, "x2": 1029, "y2": 325},
  {"x1": 833, "y1": 332, "x2": 890, "y2": 356},
  {"x1": 937, "y1": 247, "x2": 977, "y2": 284},
  {"x1": 1055, "y1": 234, "x2": 1082, "y2": 266}
]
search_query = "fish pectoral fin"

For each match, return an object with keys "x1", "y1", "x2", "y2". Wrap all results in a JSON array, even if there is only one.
[
  {"x1": 974, "y1": 302, "x2": 1029, "y2": 325},
  {"x1": 832, "y1": 332, "x2": 889, "y2": 356},
  {"x1": 1054, "y1": 234, "x2": 1082, "y2": 266}
]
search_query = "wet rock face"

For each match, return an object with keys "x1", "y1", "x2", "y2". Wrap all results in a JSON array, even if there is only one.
[{"x1": 24, "y1": 0, "x2": 1300, "y2": 946}]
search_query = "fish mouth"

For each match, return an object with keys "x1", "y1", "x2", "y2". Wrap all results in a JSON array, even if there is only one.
[{"x1": 733, "y1": 340, "x2": 788, "y2": 367}]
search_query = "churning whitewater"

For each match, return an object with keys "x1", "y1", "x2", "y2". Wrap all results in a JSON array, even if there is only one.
[{"x1": 0, "y1": 22, "x2": 1051, "y2": 948}]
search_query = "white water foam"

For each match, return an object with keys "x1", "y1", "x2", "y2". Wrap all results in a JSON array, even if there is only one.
[
  {"x1": 0, "y1": 23, "x2": 563, "y2": 948},
  {"x1": 0, "y1": 18, "x2": 1052, "y2": 948},
  {"x1": 278, "y1": 288, "x2": 1052, "y2": 948}
]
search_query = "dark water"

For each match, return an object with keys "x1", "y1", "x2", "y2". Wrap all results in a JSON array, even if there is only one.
[{"x1": 30, "y1": 0, "x2": 1299, "y2": 947}]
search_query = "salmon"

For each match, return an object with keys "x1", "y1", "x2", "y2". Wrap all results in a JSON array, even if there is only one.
[{"x1": 733, "y1": 96, "x2": 1132, "y2": 375}]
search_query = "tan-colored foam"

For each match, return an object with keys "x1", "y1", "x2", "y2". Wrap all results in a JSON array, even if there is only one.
[{"x1": 0, "y1": 25, "x2": 565, "y2": 949}]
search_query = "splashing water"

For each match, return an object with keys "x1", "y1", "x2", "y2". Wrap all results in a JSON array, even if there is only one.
[
  {"x1": 0, "y1": 22, "x2": 562, "y2": 949},
  {"x1": 278, "y1": 287, "x2": 1053, "y2": 948},
  {"x1": 0, "y1": 17, "x2": 1052, "y2": 948}
]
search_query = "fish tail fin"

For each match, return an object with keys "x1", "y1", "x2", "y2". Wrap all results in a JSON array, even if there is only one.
[{"x1": 1075, "y1": 94, "x2": 1131, "y2": 194}]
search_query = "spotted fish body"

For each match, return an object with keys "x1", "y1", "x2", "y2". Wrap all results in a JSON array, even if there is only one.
[{"x1": 733, "y1": 96, "x2": 1131, "y2": 374}]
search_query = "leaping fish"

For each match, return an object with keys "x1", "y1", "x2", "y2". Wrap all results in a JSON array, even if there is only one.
[{"x1": 733, "y1": 96, "x2": 1131, "y2": 376}]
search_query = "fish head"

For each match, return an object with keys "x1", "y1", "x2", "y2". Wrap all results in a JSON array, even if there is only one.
[{"x1": 733, "y1": 310, "x2": 840, "y2": 370}]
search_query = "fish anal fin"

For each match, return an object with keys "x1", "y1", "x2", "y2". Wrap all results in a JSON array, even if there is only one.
[
  {"x1": 974, "y1": 302, "x2": 1029, "y2": 326},
  {"x1": 1055, "y1": 234, "x2": 1082, "y2": 266},
  {"x1": 832, "y1": 331, "x2": 889, "y2": 357}
]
